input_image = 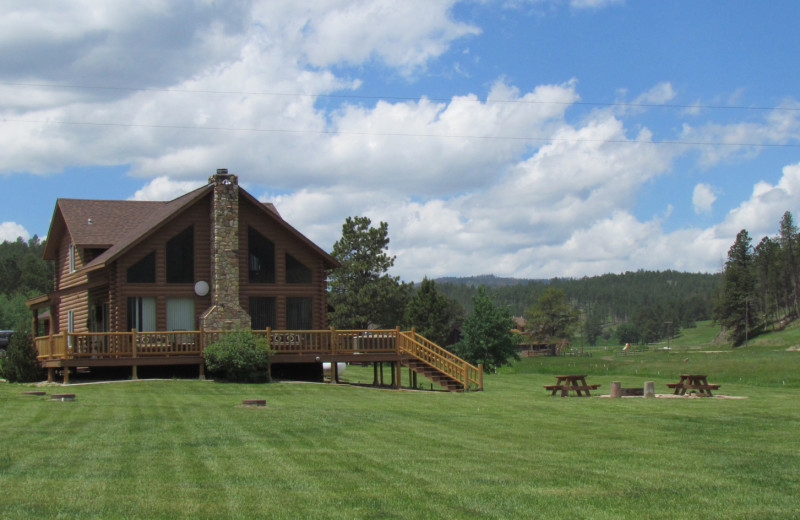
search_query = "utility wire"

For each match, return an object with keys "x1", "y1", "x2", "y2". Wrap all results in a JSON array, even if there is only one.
[
  {"x1": 3, "y1": 117, "x2": 799, "y2": 148},
  {"x1": 1, "y1": 81, "x2": 799, "y2": 112}
]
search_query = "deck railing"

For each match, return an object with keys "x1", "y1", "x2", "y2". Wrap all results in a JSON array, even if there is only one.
[
  {"x1": 34, "y1": 328, "x2": 403, "y2": 360},
  {"x1": 34, "y1": 328, "x2": 483, "y2": 390}
]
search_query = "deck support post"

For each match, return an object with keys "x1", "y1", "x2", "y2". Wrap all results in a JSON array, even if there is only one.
[
  {"x1": 131, "y1": 365, "x2": 138, "y2": 380},
  {"x1": 47, "y1": 367, "x2": 54, "y2": 383},
  {"x1": 394, "y1": 361, "x2": 401, "y2": 389},
  {"x1": 373, "y1": 363, "x2": 379, "y2": 385},
  {"x1": 198, "y1": 362, "x2": 205, "y2": 381},
  {"x1": 478, "y1": 364, "x2": 484, "y2": 390},
  {"x1": 331, "y1": 360, "x2": 339, "y2": 384},
  {"x1": 62, "y1": 367, "x2": 69, "y2": 384}
]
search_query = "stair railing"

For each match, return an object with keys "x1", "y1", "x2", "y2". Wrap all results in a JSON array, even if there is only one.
[{"x1": 398, "y1": 331, "x2": 483, "y2": 391}]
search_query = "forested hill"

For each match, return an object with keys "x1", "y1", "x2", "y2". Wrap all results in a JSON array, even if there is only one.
[
  {"x1": 435, "y1": 270, "x2": 720, "y2": 326},
  {"x1": 0, "y1": 237, "x2": 53, "y2": 329},
  {"x1": 432, "y1": 274, "x2": 546, "y2": 288}
]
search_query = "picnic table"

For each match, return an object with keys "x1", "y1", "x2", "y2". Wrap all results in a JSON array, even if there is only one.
[
  {"x1": 544, "y1": 374, "x2": 600, "y2": 397},
  {"x1": 666, "y1": 374, "x2": 720, "y2": 396}
]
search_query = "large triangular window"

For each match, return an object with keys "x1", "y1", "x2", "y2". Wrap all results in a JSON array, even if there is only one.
[
  {"x1": 248, "y1": 227, "x2": 275, "y2": 283},
  {"x1": 166, "y1": 226, "x2": 194, "y2": 283},
  {"x1": 127, "y1": 251, "x2": 156, "y2": 283},
  {"x1": 285, "y1": 253, "x2": 312, "y2": 284}
]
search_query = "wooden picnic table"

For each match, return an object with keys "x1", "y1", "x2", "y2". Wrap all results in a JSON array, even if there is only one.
[
  {"x1": 666, "y1": 374, "x2": 720, "y2": 397},
  {"x1": 544, "y1": 374, "x2": 600, "y2": 397}
]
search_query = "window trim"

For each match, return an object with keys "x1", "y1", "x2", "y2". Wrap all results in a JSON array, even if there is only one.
[{"x1": 68, "y1": 243, "x2": 76, "y2": 273}]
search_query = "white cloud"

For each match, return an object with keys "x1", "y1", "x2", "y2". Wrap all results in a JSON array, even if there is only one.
[
  {"x1": 680, "y1": 101, "x2": 800, "y2": 166},
  {"x1": 130, "y1": 177, "x2": 206, "y2": 201},
  {"x1": 0, "y1": 222, "x2": 30, "y2": 242},
  {"x1": 692, "y1": 183, "x2": 716, "y2": 214},
  {"x1": 715, "y1": 161, "x2": 800, "y2": 239},
  {"x1": 294, "y1": 0, "x2": 480, "y2": 72},
  {"x1": 633, "y1": 82, "x2": 676, "y2": 106},
  {"x1": 569, "y1": 0, "x2": 624, "y2": 9},
  {"x1": 2, "y1": 1, "x2": 798, "y2": 282}
]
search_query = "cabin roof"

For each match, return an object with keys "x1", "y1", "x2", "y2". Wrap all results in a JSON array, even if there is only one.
[{"x1": 43, "y1": 182, "x2": 337, "y2": 270}]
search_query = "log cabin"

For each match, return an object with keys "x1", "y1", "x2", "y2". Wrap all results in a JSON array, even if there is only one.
[{"x1": 27, "y1": 169, "x2": 482, "y2": 391}]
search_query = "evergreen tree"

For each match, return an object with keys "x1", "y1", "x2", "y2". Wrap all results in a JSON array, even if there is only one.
[
  {"x1": 615, "y1": 322, "x2": 640, "y2": 345},
  {"x1": 453, "y1": 287, "x2": 519, "y2": 371},
  {"x1": 753, "y1": 236, "x2": 783, "y2": 327},
  {"x1": 327, "y1": 216, "x2": 406, "y2": 329},
  {"x1": 778, "y1": 211, "x2": 800, "y2": 316},
  {"x1": 716, "y1": 229, "x2": 759, "y2": 346},
  {"x1": 582, "y1": 312, "x2": 603, "y2": 346},
  {"x1": 523, "y1": 287, "x2": 579, "y2": 343},
  {"x1": 0, "y1": 323, "x2": 42, "y2": 382},
  {"x1": 403, "y1": 277, "x2": 460, "y2": 346}
]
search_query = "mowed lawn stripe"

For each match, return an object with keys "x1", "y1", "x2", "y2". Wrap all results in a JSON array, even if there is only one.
[{"x1": 1, "y1": 362, "x2": 799, "y2": 519}]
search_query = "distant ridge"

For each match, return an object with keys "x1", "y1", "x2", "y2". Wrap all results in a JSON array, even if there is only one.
[{"x1": 432, "y1": 274, "x2": 545, "y2": 287}]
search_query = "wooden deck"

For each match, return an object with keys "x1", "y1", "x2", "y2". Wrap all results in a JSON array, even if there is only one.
[{"x1": 34, "y1": 329, "x2": 483, "y2": 391}]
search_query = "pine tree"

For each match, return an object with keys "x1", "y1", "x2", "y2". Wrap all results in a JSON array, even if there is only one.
[
  {"x1": 716, "y1": 230, "x2": 759, "y2": 346},
  {"x1": 1, "y1": 324, "x2": 42, "y2": 383},
  {"x1": 453, "y1": 287, "x2": 519, "y2": 371},
  {"x1": 778, "y1": 211, "x2": 800, "y2": 316},
  {"x1": 327, "y1": 216, "x2": 408, "y2": 329},
  {"x1": 403, "y1": 277, "x2": 460, "y2": 346},
  {"x1": 523, "y1": 287, "x2": 579, "y2": 343}
]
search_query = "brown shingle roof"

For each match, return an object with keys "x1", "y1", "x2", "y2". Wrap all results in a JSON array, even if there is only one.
[
  {"x1": 44, "y1": 182, "x2": 338, "y2": 271},
  {"x1": 58, "y1": 199, "x2": 164, "y2": 248},
  {"x1": 82, "y1": 184, "x2": 213, "y2": 270}
]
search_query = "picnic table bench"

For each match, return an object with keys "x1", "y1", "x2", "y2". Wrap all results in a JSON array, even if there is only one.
[
  {"x1": 544, "y1": 375, "x2": 600, "y2": 397},
  {"x1": 667, "y1": 374, "x2": 720, "y2": 396}
]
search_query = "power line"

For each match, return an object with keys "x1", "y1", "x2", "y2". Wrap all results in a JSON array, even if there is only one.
[
  {"x1": 1, "y1": 81, "x2": 799, "y2": 113},
  {"x1": 3, "y1": 117, "x2": 799, "y2": 148}
]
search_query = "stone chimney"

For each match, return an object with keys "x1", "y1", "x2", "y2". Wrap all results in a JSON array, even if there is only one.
[{"x1": 200, "y1": 169, "x2": 251, "y2": 330}]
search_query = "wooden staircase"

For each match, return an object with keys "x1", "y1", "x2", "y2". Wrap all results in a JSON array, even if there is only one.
[
  {"x1": 403, "y1": 358, "x2": 467, "y2": 392},
  {"x1": 397, "y1": 331, "x2": 483, "y2": 392}
]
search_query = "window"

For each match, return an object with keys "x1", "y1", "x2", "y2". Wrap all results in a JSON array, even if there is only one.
[
  {"x1": 67, "y1": 309, "x2": 75, "y2": 347},
  {"x1": 249, "y1": 297, "x2": 276, "y2": 330},
  {"x1": 167, "y1": 298, "x2": 195, "y2": 331},
  {"x1": 127, "y1": 251, "x2": 156, "y2": 283},
  {"x1": 127, "y1": 297, "x2": 156, "y2": 332},
  {"x1": 287, "y1": 297, "x2": 312, "y2": 330},
  {"x1": 248, "y1": 227, "x2": 275, "y2": 283},
  {"x1": 84, "y1": 248, "x2": 107, "y2": 263},
  {"x1": 89, "y1": 303, "x2": 109, "y2": 333},
  {"x1": 68, "y1": 243, "x2": 76, "y2": 273},
  {"x1": 285, "y1": 253, "x2": 312, "y2": 283},
  {"x1": 166, "y1": 226, "x2": 194, "y2": 283}
]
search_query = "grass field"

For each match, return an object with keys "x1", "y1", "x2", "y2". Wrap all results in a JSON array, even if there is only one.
[{"x1": 1, "y1": 333, "x2": 799, "y2": 519}]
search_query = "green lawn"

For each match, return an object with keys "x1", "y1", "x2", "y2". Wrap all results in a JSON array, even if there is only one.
[{"x1": 1, "y1": 345, "x2": 799, "y2": 519}]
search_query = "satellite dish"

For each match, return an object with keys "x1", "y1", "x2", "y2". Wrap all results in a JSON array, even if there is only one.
[{"x1": 194, "y1": 281, "x2": 210, "y2": 297}]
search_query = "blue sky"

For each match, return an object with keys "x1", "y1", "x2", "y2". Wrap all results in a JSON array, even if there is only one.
[{"x1": 1, "y1": 1, "x2": 799, "y2": 281}]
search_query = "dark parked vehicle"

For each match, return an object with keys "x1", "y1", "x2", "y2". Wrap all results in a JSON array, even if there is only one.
[{"x1": 0, "y1": 330, "x2": 13, "y2": 355}]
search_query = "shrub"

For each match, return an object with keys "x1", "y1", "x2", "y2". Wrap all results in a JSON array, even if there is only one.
[
  {"x1": 204, "y1": 329, "x2": 272, "y2": 383},
  {"x1": 1, "y1": 325, "x2": 43, "y2": 383}
]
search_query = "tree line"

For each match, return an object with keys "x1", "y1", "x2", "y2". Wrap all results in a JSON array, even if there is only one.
[
  {"x1": 325, "y1": 216, "x2": 727, "y2": 370},
  {"x1": 714, "y1": 211, "x2": 800, "y2": 345},
  {"x1": 0, "y1": 236, "x2": 53, "y2": 330},
  {"x1": 436, "y1": 270, "x2": 719, "y2": 346}
]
